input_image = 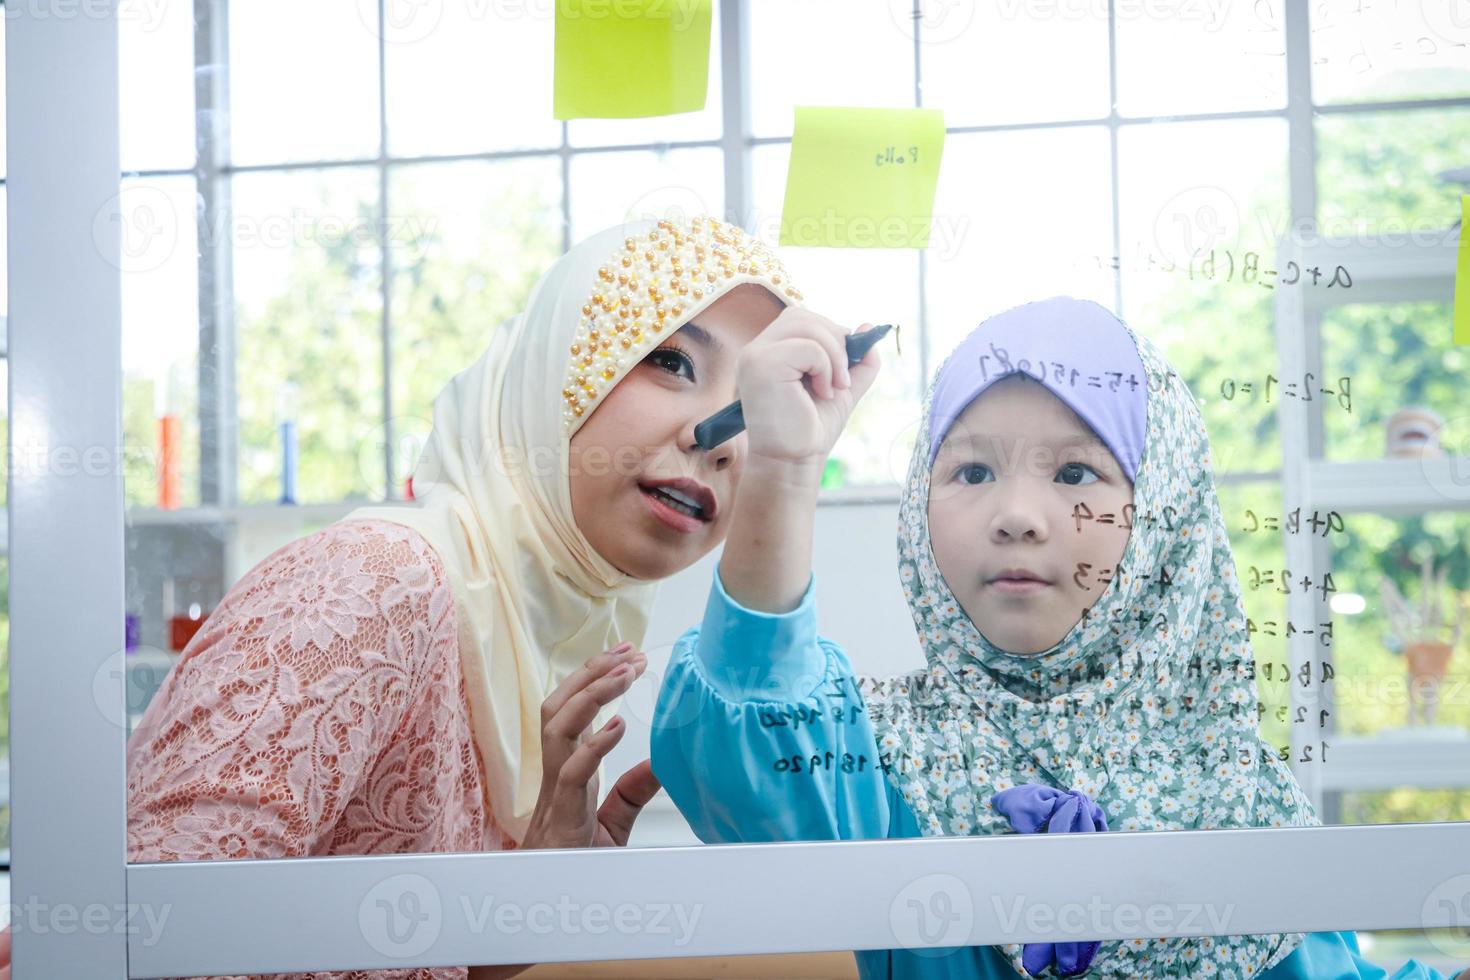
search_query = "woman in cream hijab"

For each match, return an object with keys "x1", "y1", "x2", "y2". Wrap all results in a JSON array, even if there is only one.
[
  {"x1": 116, "y1": 213, "x2": 803, "y2": 979},
  {"x1": 345, "y1": 211, "x2": 807, "y2": 846}
]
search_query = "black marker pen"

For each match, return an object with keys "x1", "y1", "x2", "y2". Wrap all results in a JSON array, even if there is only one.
[{"x1": 693, "y1": 323, "x2": 895, "y2": 452}]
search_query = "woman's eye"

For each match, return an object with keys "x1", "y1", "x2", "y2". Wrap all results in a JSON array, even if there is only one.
[
  {"x1": 646, "y1": 347, "x2": 695, "y2": 381},
  {"x1": 955, "y1": 463, "x2": 991, "y2": 485},
  {"x1": 1057, "y1": 462, "x2": 1100, "y2": 486}
]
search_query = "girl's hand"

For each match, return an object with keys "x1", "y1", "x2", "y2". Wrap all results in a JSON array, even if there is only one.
[
  {"x1": 521, "y1": 641, "x2": 661, "y2": 851},
  {"x1": 735, "y1": 308, "x2": 882, "y2": 473}
]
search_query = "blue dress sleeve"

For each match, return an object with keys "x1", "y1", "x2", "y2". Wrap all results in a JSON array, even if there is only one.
[
  {"x1": 1261, "y1": 930, "x2": 1459, "y2": 979},
  {"x1": 649, "y1": 561, "x2": 895, "y2": 844},
  {"x1": 650, "y1": 566, "x2": 1024, "y2": 979}
]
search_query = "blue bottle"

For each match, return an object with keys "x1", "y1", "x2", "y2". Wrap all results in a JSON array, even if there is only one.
[{"x1": 279, "y1": 382, "x2": 299, "y2": 505}]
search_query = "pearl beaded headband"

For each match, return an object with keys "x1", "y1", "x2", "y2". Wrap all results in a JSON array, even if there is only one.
[{"x1": 561, "y1": 215, "x2": 805, "y2": 435}]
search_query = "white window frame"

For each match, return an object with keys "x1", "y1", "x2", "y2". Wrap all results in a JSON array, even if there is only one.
[{"x1": 8, "y1": 1, "x2": 1470, "y2": 975}]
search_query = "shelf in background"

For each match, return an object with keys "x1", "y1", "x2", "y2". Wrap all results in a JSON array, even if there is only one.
[
  {"x1": 124, "y1": 500, "x2": 397, "y2": 527},
  {"x1": 1276, "y1": 232, "x2": 1466, "y2": 813},
  {"x1": 1306, "y1": 456, "x2": 1470, "y2": 515},
  {"x1": 1297, "y1": 234, "x2": 1459, "y2": 312},
  {"x1": 1317, "y1": 731, "x2": 1470, "y2": 793}
]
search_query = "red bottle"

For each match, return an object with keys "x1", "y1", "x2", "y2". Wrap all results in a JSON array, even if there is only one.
[{"x1": 164, "y1": 577, "x2": 211, "y2": 652}]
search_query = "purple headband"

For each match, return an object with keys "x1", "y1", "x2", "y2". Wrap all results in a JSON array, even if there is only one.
[{"x1": 926, "y1": 296, "x2": 1148, "y2": 483}]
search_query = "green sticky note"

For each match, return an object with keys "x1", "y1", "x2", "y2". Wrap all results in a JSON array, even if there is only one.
[
  {"x1": 780, "y1": 107, "x2": 946, "y2": 249},
  {"x1": 553, "y1": 0, "x2": 712, "y2": 120},
  {"x1": 1456, "y1": 195, "x2": 1470, "y2": 345}
]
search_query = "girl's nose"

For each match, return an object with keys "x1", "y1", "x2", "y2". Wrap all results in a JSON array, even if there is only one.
[
  {"x1": 989, "y1": 487, "x2": 1049, "y2": 541},
  {"x1": 993, "y1": 520, "x2": 1045, "y2": 542}
]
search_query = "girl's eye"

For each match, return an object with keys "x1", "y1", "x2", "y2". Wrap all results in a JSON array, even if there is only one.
[
  {"x1": 955, "y1": 463, "x2": 991, "y2": 485},
  {"x1": 1057, "y1": 462, "x2": 1100, "y2": 486},
  {"x1": 646, "y1": 345, "x2": 695, "y2": 382}
]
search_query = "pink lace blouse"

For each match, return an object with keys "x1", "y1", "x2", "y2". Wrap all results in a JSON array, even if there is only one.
[{"x1": 126, "y1": 518, "x2": 520, "y2": 980}]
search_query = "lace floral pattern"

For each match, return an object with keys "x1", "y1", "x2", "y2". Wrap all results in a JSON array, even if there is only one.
[{"x1": 127, "y1": 519, "x2": 520, "y2": 980}]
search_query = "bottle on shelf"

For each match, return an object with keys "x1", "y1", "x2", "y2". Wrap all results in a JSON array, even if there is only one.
[
  {"x1": 164, "y1": 575, "x2": 213, "y2": 653},
  {"x1": 157, "y1": 414, "x2": 180, "y2": 510},
  {"x1": 125, "y1": 607, "x2": 177, "y2": 737},
  {"x1": 279, "y1": 381, "x2": 299, "y2": 505},
  {"x1": 155, "y1": 362, "x2": 184, "y2": 510}
]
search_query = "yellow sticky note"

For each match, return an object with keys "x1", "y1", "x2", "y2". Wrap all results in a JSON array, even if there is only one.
[
  {"x1": 553, "y1": 0, "x2": 712, "y2": 120},
  {"x1": 1456, "y1": 195, "x2": 1470, "y2": 345},
  {"x1": 779, "y1": 107, "x2": 946, "y2": 249}
]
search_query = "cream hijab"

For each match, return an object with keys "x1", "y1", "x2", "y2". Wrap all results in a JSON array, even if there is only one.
[{"x1": 346, "y1": 215, "x2": 803, "y2": 842}]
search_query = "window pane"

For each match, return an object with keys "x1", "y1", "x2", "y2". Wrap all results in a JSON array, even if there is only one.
[
  {"x1": 385, "y1": 2, "x2": 561, "y2": 156},
  {"x1": 1327, "y1": 511, "x2": 1470, "y2": 738},
  {"x1": 119, "y1": 0, "x2": 195, "y2": 173},
  {"x1": 1345, "y1": 790, "x2": 1470, "y2": 824},
  {"x1": 919, "y1": 0, "x2": 1109, "y2": 125},
  {"x1": 1116, "y1": 0, "x2": 1287, "y2": 116},
  {"x1": 387, "y1": 157, "x2": 563, "y2": 496},
  {"x1": 568, "y1": 147, "x2": 724, "y2": 242},
  {"x1": 1118, "y1": 118, "x2": 1289, "y2": 475},
  {"x1": 1213, "y1": 478, "x2": 1292, "y2": 754},
  {"x1": 0, "y1": 187, "x2": 7, "y2": 319},
  {"x1": 923, "y1": 126, "x2": 1115, "y2": 364},
  {"x1": 1317, "y1": 107, "x2": 1470, "y2": 239},
  {"x1": 119, "y1": 176, "x2": 201, "y2": 511},
  {"x1": 748, "y1": 0, "x2": 914, "y2": 139},
  {"x1": 751, "y1": 142, "x2": 923, "y2": 488},
  {"x1": 1321, "y1": 301, "x2": 1465, "y2": 462},
  {"x1": 566, "y1": 0, "x2": 723, "y2": 147},
  {"x1": 0, "y1": 360, "x2": 6, "y2": 513},
  {"x1": 0, "y1": 16, "x2": 7, "y2": 181},
  {"x1": 0, "y1": 551, "x2": 8, "y2": 861},
  {"x1": 232, "y1": 168, "x2": 385, "y2": 503},
  {"x1": 0, "y1": 190, "x2": 5, "y2": 528},
  {"x1": 1310, "y1": 0, "x2": 1470, "y2": 105},
  {"x1": 228, "y1": 2, "x2": 381, "y2": 166},
  {"x1": 1220, "y1": 486, "x2": 1470, "y2": 837}
]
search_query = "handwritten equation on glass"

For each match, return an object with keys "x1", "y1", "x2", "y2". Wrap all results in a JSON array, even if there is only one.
[
  {"x1": 744, "y1": 502, "x2": 1375, "y2": 780},
  {"x1": 1089, "y1": 249, "x2": 1354, "y2": 291}
]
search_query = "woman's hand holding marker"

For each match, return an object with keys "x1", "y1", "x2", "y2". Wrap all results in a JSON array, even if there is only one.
[
  {"x1": 719, "y1": 308, "x2": 883, "y2": 615},
  {"x1": 735, "y1": 309, "x2": 883, "y2": 473}
]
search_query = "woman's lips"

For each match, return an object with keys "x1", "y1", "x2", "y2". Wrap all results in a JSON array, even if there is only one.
[
  {"x1": 639, "y1": 485, "x2": 708, "y2": 534},
  {"x1": 989, "y1": 578, "x2": 1050, "y2": 596}
]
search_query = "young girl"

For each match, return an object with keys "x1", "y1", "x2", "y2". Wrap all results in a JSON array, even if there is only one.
[
  {"x1": 651, "y1": 296, "x2": 1465, "y2": 979},
  {"x1": 114, "y1": 213, "x2": 806, "y2": 980}
]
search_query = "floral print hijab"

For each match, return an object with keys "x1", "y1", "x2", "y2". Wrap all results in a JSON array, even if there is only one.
[{"x1": 861, "y1": 297, "x2": 1320, "y2": 977}]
